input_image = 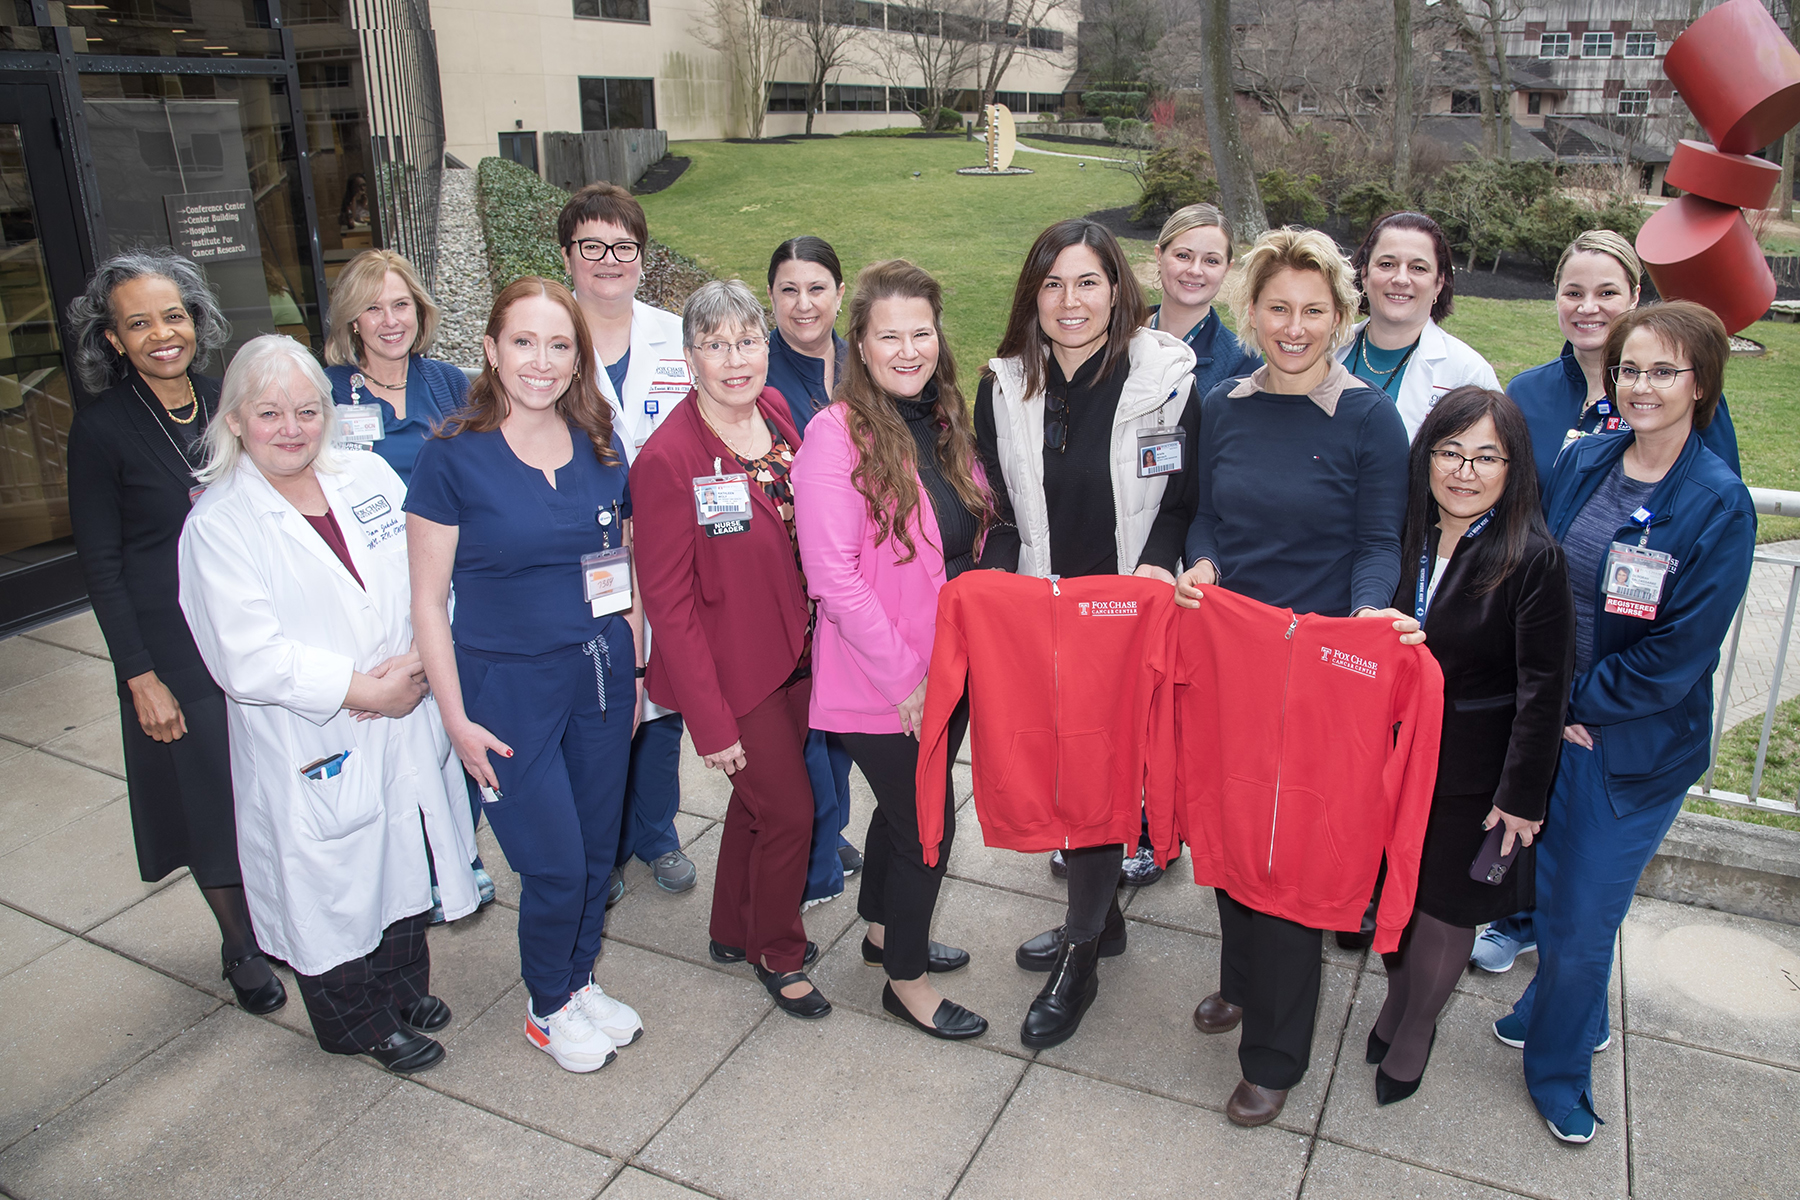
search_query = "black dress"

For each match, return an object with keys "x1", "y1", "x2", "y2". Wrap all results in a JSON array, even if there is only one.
[
  {"x1": 67, "y1": 370, "x2": 239, "y2": 886},
  {"x1": 1394, "y1": 527, "x2": 1575, "y2": 926}
]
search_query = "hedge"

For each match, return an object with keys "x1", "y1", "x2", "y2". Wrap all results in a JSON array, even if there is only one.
[{"x1": 476, "y1": 156, "x2": 573, "y2": 290}]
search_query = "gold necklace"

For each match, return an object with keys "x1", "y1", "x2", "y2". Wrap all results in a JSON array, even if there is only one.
[
  {"x1": 359, "y1": 358, "x2": 409, "y2": 390},
  {"x1": 164, "y1": 376, "x2": 199, "y2": 425},
  {"x1": 697, "y1": 402, "x2": 764, "y2": 460}
]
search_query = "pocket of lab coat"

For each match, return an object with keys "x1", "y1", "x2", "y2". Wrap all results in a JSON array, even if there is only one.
[{"x1": 297, "y1": 749, "x2": 382, "y2": 842}]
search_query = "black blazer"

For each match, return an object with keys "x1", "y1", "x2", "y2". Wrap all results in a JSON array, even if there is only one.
[
  {"x1": 1396, "y1": 527, "x2": 1575, "y2": 821},
  {"x1": 67, "y1": 372, "x2": 222, "y2": 702}
]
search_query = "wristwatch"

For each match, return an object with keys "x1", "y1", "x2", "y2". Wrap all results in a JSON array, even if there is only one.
[{"x1": 634, "y1": 666, "x2": 647, "y2": 678}]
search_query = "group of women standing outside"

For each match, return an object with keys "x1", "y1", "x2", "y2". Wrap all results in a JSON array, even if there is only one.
[{"x1": 66, "y1": 185, "x2": 1753, "y2": 1149}]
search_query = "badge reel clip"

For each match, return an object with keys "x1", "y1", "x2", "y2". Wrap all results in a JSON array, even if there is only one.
[
  {"x1": 1135, "y1": 426, "x2": 1184, "y2": 479},
  {"x1": 583, "y1": 502, "x2": 633, "y2": 618}
]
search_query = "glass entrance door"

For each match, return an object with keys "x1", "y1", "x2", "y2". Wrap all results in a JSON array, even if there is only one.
[{"x1": 0, "y1": 84, "x2": 89, "y2": 635}]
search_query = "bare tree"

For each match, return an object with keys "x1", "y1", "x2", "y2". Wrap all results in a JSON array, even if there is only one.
[
  {"x1": 774, "y1": 0, "x2": 870, "y2": 135},
  {"x1": 1431, "y1": 0, "x2": 1523, "y2": 160},
  {"x1": 875, "y1": 7, "x2": 978, "y2": 128},
  {"x1": 1392, "y1": 0, "x2": 1412, "y2": 192},
  {"x1": 1197, "y1": 0, "x2": 1267, "y2": 237},
  {"x1": 696, "y1": 0, "x2": 798, "y2": 140},
  {"x1": 961, "y1": 0, "x2": 1073, "y2": 113},
  {"x1": 1781, "y1": 0, "x2": 1797, "y2": 220}
]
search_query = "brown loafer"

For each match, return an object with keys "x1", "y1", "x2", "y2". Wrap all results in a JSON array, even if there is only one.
[
  {"x1": 1192, "y1": 992, "x2": 1244, "y2": 1034},
  {"x1": 1225, "y1": 1079, "x2": 1288, "y2": 1127}
]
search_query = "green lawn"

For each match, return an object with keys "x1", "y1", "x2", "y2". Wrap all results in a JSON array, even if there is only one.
[
  {"x1": 1687, "y1": 695, "x2": 1800, "y2": 831},
  {"x1": 640, "y1": 140, "x2": 1799, "y2": 540},
  {"x1": 640, "y1": 138, "x2": 1138, "y2": 374}
]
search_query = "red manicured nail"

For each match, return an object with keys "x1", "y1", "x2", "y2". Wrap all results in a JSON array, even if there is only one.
[{"x1": 504, "y1": 749, "x2": 513, "y2": 757}]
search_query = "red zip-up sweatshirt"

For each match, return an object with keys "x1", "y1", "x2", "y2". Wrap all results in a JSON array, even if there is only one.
[
  {"x1": 1157, "y1": 586, "x2": 1443, "y2": 954},
  {"x1": 914, "y1": 573, "x2": 1178, "y2": 867}
]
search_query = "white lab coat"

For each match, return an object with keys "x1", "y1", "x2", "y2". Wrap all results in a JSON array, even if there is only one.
[
  {"x1": 178, "y1": 450, "x2": 478, "y2": 977},
  {"x1": 595, "y1": 298, "x2": 690, "y2": 721},
  {"x1": 1337, "y1": 318, "x2": 1500, "y2": 441}
]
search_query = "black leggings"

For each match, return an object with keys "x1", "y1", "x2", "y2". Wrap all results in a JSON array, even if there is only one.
[
  {"x1": 1063, "y1": 844, "x2": 1125, "y2": 942},
  {"x1": 838, "y1": 699, "x2": 968, "y2": 982}
]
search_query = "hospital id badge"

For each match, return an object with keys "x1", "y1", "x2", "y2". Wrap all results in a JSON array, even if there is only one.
[
  {"x1": 582, "y1": 546, "x2": 633, "y2": 617},
  {"x1": 336, "y1": 403, "x2": 385, "y2": 442},
  {"x1": 1136, "y1": 426, "x2": 1184, "y2": 477},
  {"x1": 1602, "y1": 541, "x2": 1676, "y2": 620},
  {"x1": 694, "y1": 473, "x2": 752, "y2": 537}
]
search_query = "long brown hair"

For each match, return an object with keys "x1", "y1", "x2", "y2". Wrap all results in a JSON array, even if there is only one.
[
  {"x1": 991, "y1": 219, "x2": 1149, "y2": 400},
  {"x1": 840, "y1": 260, "x2": 993, "y2": 564},
  {"x1": 439, "y1": 276, "x2": 621, "y2": 466}
]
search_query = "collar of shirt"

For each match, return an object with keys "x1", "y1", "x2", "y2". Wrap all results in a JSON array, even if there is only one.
[{"x1": 1227, "y1": 357, "x2": 1357, "y2": 417}]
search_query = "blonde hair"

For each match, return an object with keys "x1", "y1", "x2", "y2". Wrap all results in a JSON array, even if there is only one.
[
  {"x1": 1224, "y1": 226, "x2": 1360, "y2": 358},
  {"x1": 1554, "y1": 229, "x2": 1643, "y2": 293},
  {"x1": 198, "y1": 335, "x2": 346, "y2": 484},
  {"x1": 323, "y1": 249, "x2": 441, "y2": 366},
  {"x1": 1156, "y1": 203, "x2": 1234, "y2": 259}
]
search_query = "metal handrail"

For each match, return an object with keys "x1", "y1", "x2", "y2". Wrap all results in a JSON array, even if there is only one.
[{"x1": 1689, "y1": 487, "x2": 1800, "y2": 816}]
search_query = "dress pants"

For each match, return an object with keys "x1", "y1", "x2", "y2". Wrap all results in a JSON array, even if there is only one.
[
  {"x1": 802, "y1": 729, "x2": 855, "y2": 902},
  {"x1": 839, "y1": 698, "x2": 969, "y2": 982},
  {"x1": 616, "y1": 713, "x2": 685, "y2": 868},
  {"x1": 1063, "y1": 844, "x2": 1125, "y2": 942},
  {"x1": 457, "y1": 622, "x2": 635, "y2": 1016},
  {"x1": 294, "y1": 911, "x2": 431, "y2": 1054},
  {"x1": 711, "y1": 677, "x2": 815, "y2": 972},
  {"x1": 1216, "y1": 889, "x2": 1323, "y2": 1090},
  {"x1": 1510, "y1": 739, "x2": 1681, "y2": 1125}
]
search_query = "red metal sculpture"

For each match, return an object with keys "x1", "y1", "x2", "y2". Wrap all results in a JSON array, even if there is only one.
[{"x1": 1635, "y1": 0, "x2": 1800, "y2": 333}]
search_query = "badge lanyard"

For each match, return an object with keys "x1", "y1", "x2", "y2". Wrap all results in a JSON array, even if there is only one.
[
  {"x1": 1354, "y1": 328, "x2": 1420, "y2": 394},
  {"x1": 1414, "y1": 508, "x2": 1494, "y2": 622},
  {"x1": 582, "y1": 501, "x2": 632, "y2": 618}
]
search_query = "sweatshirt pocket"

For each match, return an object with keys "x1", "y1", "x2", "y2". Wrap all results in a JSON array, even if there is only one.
[
  {"x1": 987, "y1": 729, "x2": 1057, "y2": 822},
  {"x1": 1054, "y1": 729, "x2": 1117, "y2": 827},
  {"x1": 1221, "y1": 774, "x2": 1277, "y2": 876},
  {"x1": 1270, "y1": 785, "x2": 1353, "y2": 900}
]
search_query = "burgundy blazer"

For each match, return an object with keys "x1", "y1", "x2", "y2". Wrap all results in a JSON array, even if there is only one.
[{"x1": 634, "y1": 387, "x2": 811, "y2": 755}]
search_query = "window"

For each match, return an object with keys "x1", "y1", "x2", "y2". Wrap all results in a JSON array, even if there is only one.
[
  {"x1": 1451, "y1": 90, "x2": 1480, "y2": 114},
  {"x1": 1624, "y1": 31, "x2": 1656, "y2": 58},
  {"x1": 766, "y1": 81, "x2": 809, "y2": 113},
  {"x1": 574, "y1": 0, "x2": 650, "y2": 18},
  {"x1": 825, "y1": 84, "x2": 886, "y2": 111},
  {"x1": 1582, "y1": 31, "x2": 1614, "y2": 58},
  {"x1": 1027, "y1": 26, "x2": 1062, "y2": 51},
  {"x1": 1296, "y1": 92, "x2": 1319, "y2": 114},
  {"x1": 497, "y1": 131, "x2": 538, "y2": 173},
  {"x1": 579, "y1": 77, "x2": 656, "y2": 129},
  {"x1": 1538, "y1": 31, "x2": 1570, "y2": 58},
  {"x1": 1526, "y1": 91, "x2": 1541, "y2": 114},
  {"x1": 1616, "y1": 89, "x2": 1649, "y2": 116}
]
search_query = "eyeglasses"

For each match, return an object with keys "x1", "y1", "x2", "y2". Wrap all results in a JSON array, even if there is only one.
[
  {"x1": 690, "y1": 335, "x2": 769, "y2": 361},
  {"x1": 1610, "y1": 365, "x2": 1694, "y2": 389},
  {"x1": 1044, "y1": 387, "x2": 1068, "y2": 453},
  {"x1": 568, "y1": 238, "x2": 641, "y2": 263},
  {"x1": 1431, "y1": 448, "x2": 1509, "y2": 477}
]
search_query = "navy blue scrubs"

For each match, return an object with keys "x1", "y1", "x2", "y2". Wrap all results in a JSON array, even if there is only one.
[
  {"x1": 406, "y1": 424, "x2": 636, "y2": 1017},
  {"x1": 326, "y1": 356, "x2": 471, "y2": 485}
]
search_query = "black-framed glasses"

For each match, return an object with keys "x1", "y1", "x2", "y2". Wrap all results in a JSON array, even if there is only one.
[
  {"x1": 568, "y1": 238, "x2": 641, "y2": 263},
  {"x1": 1610, "y1": 364, "x2": 1693, "y2": 389},
  {"x1": 1431, "y1": 448, "x2": 1509, "y2": 477},
  {"x1": 1044, "y1": 388, "x2": 1068, "y2": 453}
]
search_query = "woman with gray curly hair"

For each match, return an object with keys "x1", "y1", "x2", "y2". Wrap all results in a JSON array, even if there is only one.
[{"x1": 65, "y1": 249, "x2": 288, "y2": 1016}]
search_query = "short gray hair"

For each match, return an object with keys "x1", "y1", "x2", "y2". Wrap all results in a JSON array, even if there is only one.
[
  {"x1": 66, "y1": 248, "x2": 231, "y2": 393},
  {"x1": 682, "y1": 279, "x2": 767, "y2": 347},
  {"x1": 197, "y1": 335, "x2": 345, "y2": 485}
]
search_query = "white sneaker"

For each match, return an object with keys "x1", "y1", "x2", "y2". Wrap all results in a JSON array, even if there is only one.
[
  {"x1": 525, "y1": 998, "x2": 617, "y2": 1073},
  {"x1": 570, "y1": 975, "x2": 644, "y2": 1047}
]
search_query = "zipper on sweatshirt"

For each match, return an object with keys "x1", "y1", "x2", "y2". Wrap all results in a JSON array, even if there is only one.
[
  {"x1": 1049, "y1": 575, "x2": 1064, "y2": 846},
  {"x1": 1267, "y1": 614, "x2": 1299, "y2": 876}
]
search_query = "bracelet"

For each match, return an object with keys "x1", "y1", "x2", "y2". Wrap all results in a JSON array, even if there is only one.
[{"x1": 634, "y1": 666, "x2": 647, "y2": 678}]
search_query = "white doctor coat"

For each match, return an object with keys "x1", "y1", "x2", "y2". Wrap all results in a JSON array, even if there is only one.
[
  {"x1": 1337, "y1": 318, "x2": 1500, "y2": 441},
  {"x1": 178, "y1": 451, "x2": 477, "y2": 977}
]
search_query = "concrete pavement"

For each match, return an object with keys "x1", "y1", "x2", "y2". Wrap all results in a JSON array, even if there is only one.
[{"x1": 1, "y1": 610, "x2": 1797, "y2": 1199}]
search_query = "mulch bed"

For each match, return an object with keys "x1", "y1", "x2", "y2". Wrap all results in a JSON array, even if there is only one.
[{"x1": 633, "y1": 156, "x2": 690, "y2": 196}]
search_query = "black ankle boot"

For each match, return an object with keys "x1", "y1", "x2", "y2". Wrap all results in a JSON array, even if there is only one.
[
  {"x1": 1020, "y1": 934, "x2": 1101, "y2": 1049},
  {"x1": 1015, "y1": 898, "x2": 1128, "y2": 971}
]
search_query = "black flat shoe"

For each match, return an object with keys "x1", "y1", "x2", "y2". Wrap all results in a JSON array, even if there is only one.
[
  {"x1": 1016, "y1": 898, "x2": 1127, "y2": 971},
  {"x1": 222, "y1": 953, "x2": 287, "y2": 1015},
  {"x1": 881, "y1": 982, "x2": 988, "y2": 1040},
  {"x1": 861, "y1": 936, "x2": 970, "y2": 974},
  {"x1": 1020, "y1": 934, "x2": 1101, "y2": 1050},
  {"x1": 1374, "y1": 1027, "x2": 1435, "y2": 1106},
  {"x1": 401, "y1": 995, "x2": 452, "y2": 1034},
  {"x1": 752, "y1": 963, "x2": 832, "y2": 1019},
  {"x1": 710, "y1": 939, "x2": 817, "y2": 966},
  {"x1": 1366, "y1": 1027, "x2": 1390, "y2": 1065},
  {"x1": 365, "y1": 1028, "x2": 445, "y2": 1073}
]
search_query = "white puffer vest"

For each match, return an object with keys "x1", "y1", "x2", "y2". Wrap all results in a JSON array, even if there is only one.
[{"x1": 989, "y1": 327, "x2": 1197, "y2": 578}]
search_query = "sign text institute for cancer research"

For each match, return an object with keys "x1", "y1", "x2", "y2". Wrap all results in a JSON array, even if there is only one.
[{"x1": 163, "y1": 189, "x2": 261, "y2": 264}]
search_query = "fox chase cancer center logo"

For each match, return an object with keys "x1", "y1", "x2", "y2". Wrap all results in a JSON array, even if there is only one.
[
  {"x1": 1320, "y1": 645, "x2": 1378, "y2": 679},
  {"x1": 1077, "y1": 600, "x2": 1140, "y2": 617}
]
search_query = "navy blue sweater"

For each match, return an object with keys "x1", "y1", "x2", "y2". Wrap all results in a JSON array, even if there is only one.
[{"x1": 1183, "y1": 372, "x2": 1410, "y2": 616}]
